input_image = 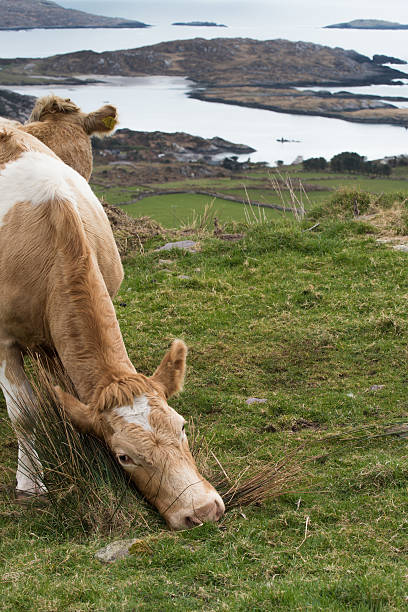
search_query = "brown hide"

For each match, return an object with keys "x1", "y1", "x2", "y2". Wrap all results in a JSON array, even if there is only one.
[{"x1": 23, "y1": 95, "x2": 118, "y2": 181}]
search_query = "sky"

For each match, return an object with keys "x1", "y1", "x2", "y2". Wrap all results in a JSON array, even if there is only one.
[{"x1": 59, "y1": 1, "x2": 408, "y2": 27}]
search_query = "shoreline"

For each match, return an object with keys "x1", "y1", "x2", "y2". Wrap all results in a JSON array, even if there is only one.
[{"x1": 0, "y1": 24, "x2": 150, "y2": 31}]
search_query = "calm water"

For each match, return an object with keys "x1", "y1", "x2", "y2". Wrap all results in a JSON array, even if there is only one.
[
  {"x1": 10, "y1": 76, "x2": 408, "y2": 165},
  {"x1": 2, "y1": 0, "x2": 408, "y2": 163}
]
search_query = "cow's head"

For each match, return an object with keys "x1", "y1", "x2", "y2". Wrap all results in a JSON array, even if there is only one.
[
  {"x1": 56, "y1": 340, "x2": 225, "y2": 530},
  {"x1": 23, "y1": 95, "x2": 118, "y2": 181}
]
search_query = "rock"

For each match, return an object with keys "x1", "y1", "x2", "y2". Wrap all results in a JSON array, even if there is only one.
[
  {"x1": 155, "y1": 240, "x2": 197, "y2": 252},
  {"x1": 158, "y1": 259, "x2": 175, "y2": 265},
  {"x1": 178, "y1": 275, "x2": 191, "y2": 280},
  {"x1": 393, "y1": 245, "x2": 408, "y2": 252},
  {"x1": 369, "y1": 384, "x2": 385, "y2": 392},
  {"x1": 246, "y1": 397, "x2": 267, "y2": 405},
  {"x1": 95, "y1": 539, "x2": 136, "y2": 564},
  {"x1": 95, "y1": 538, "x2": 154, "y2": 563}
]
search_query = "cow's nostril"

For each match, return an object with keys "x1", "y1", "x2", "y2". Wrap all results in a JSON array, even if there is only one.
[
  {"x1": 184, "y1": 515, "x2": 203, "y2": 528},
  {"x1": 214, "y1": 498, "x2": 224, "y2": 520}
]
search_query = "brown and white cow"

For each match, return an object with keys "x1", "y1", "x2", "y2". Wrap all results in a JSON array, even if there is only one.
[
  {"x1": 0, "y1": 122, "x2": 224, "y2": 530},
  {"x1": 16, "y1": 94, "x2": 118, "y2": 181}
]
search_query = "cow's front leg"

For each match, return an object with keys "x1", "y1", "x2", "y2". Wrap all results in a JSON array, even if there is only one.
[{"x1": 0, "y1": 345, "x2": 46, "y2": 497}]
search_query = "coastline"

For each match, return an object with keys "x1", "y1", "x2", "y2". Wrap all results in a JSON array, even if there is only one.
[{"x1": 0, "y1": 24, "x2": 150, "y2": 31}]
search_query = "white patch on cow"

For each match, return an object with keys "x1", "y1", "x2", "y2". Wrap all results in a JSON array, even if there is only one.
[
  {"x1": 0, "y1": 361, "x2": 45, "y2": 493},
  {"x1": 0, "y1": 150, "x2": 102, "y2": 228},
  {"x1": 0, "y1": 360, "x2": 22, "y2": 421},
  {"x1": 115, "y1": 394, "x2": 153, "y2": 432}
]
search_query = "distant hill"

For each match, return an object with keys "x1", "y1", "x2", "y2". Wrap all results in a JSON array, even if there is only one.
[
  {"x1": 5, "y1": 38, "x2": 406, "y2": 87},
  {"x1": 0, "y1": 0, "x2": 149, "y2": 30},
  {"x1": 325, "y1": 19, "x2": 408, "y2": 30}
]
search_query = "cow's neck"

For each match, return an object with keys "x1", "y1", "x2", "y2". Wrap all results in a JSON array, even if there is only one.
[{"x1": 47, "y1": 250, "x2": 135, "y2": 403}]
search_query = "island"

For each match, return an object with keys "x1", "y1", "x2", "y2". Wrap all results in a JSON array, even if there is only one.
[
  {"x1": 2, "y1": 38, "x2": 408, "y2": 128},
  {"x1": 373, "y1": 55, "x2": 407, "y2": 66},
  {"x1": 325, "y1": 19, "x2": 408, "y2": 30},
  {"x1": 172, "y1": 22, "x2": 227, "y2": 27},
  {"x1": 0, "y1": 0, "x2": 149, "y2": 30}
]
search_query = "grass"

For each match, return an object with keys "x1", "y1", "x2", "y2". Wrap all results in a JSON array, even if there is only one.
[
  {"x1": 118, "y1": 193, "x2": 284, "y2": 228},
  {"x1": 1, "y1": 210, "x2": 408, "y2": 609},
  {"x1": 91, "y1": 164, "x2": 408, "y2": 230}
]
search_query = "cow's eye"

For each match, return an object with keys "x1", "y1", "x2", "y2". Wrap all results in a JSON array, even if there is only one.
[
  {"x1": 182, "y1": 424, "x2": 185, "y2": 432},
  {"x1": 118, "y1": 454, "x2": 133, "y2": 466}
]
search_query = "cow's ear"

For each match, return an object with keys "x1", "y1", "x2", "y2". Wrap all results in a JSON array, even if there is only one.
[
  {"x1": 55, "y1": 386, "x2": 100, "y2": 435},
  {"x1": 150, "y1": 340, "x2": 187, "y2": 399},
  {"x1": 83, "y1": 105, "x2": 118, "y2": 135}
]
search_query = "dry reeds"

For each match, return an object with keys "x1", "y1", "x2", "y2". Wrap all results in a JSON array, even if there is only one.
[
  {"x1": 268, "y1": 171, "x2": 310, "y2": 221},
  {"x1": 10, "y1": 355, "x2": 147, "y2": 535}
]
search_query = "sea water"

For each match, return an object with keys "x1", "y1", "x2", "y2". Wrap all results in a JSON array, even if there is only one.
[{"x1": 2, "y1": 0, "x2": 408, "y2": 163}]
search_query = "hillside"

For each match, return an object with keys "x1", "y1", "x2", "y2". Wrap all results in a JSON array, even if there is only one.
[
  {"x1": 0, "y1": 0, "x2": 149, "y2": 30},
  {"x1": 1, "y1": 38, "x2": 405, "y2": 87},
  {"x1": 2, "y1": 196, "x2": 408, "y2": 608}
]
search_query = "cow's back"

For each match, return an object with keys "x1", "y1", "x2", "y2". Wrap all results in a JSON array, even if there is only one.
[{"x1": 0, "y1": 124, "x2": 123, "y2": 349}]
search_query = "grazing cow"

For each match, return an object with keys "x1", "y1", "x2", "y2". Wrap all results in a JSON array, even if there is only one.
[
  {"x1": 19, "y1": 95, "x2": 118, "y2": 181},
  {"x1": 0, "y1": 122, "x2": 224, "y2": 530}
]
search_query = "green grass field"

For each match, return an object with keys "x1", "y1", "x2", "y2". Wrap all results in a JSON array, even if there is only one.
[
  {"x1": 92, "y1": 165, "x2": 408, "y2": 229},
  {"x1": 119, "y1": 193, "x2": 284, "y2": 227},
  {"x1": 1, "y1": 210, "x2": 408, "y2": 610}
]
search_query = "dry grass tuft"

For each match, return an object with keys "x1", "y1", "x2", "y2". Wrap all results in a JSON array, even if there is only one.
[
  {"x1": 101, "y1": 200, "x2": 164, "y2": 258},
  {"x1": 359, "y1": 200, "x2": 408, "y2": 237},
  {"x1": 12, "y1": 355, "x2": 147, "y2": 535}
]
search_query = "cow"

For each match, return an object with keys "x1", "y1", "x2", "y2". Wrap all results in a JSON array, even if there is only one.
[
  {"x1": 0, "y1": 121, "x2": 225, "y2": 530},
  {"x1": 15, "y1": 94, "x2": 118, "y2": 181}
]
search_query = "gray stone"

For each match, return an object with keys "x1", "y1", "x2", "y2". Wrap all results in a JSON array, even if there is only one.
[
  {"x1": 369, "y1": 384, "x2": 385, "y2": 392},
  {"x1": 393, "y1": 244, "x2": 408, "y2": 252},
  {"x1": 246, "y1": 397, "x2": 267, "y2": 405},
  {"x1": 155, "y1": 241, "x2": 197, "y2": 252},
  {"x1": 95, "y1": 539, "x2": 137, "y2": 564},
  {"x1": 178, "y1": 275, "x2": 191, "y2": 280}
]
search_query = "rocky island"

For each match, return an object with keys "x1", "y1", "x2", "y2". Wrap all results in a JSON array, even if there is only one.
[
  {"x1": 0, "y1": 0, "x2": 149, "y2": 30},
  {"x1": 2, "y1": 38, "x2": 408, "y2": 127},
  {"x1": 172, "y1": 22, "x2": 227, "y2": 27},
  {"x1": 92, "y1": 129, "x2": 254, "y2": 164},
  {"x1": 190, "y1": 87, "x2": 408, "y2": 128},
  {"x1": 325, "y1": 19, "x2": 408, "y2": 30},
  {"x1": 1, "y1": 38, "x2": 405, "y2": 86}
]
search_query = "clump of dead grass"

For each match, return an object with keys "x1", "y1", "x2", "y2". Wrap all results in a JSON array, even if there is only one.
[
  {"x1": 359, "y1": 200, "x2": 408, "y2": 237},
  {"x1": 11, "y1": 355, "x2": 148, "y2": 535},
  {"x1": 309, "y1": 188, "x2": 408, "y2": 237},
  {"x1": 101, "y1": 200, "x2": 164, "y2": 258}
]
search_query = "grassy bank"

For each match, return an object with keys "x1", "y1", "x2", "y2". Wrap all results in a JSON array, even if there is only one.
[{"x1": 1, "y1": 211, "x2": 408, "y2": 609}]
